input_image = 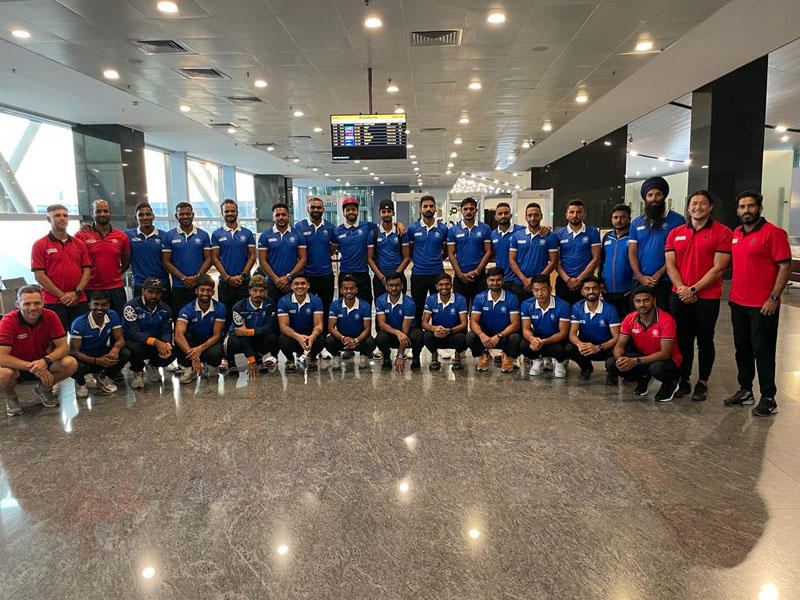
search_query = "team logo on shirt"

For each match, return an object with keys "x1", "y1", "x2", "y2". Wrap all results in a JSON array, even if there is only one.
[
  {"x1": 16, "y1": 333, "x2": 28, "y2": 340},
  {"x1": 124, "y1": 306, "x2": 138, "y2": 322},
  {"x1": 239, "y1": 234, "x2": 247, "y2": 242},
  {"x1": 46, "y1": 247, "x2": 58, "y2": 254},
  {"x1": 500, "y1": 306, "x2": 507, "y2": 313},
  {"x1": 193, "y1": 238, "x2": 202, "y2": 244},
  {"x1": 539, "y1": 239, "x2": 546, "y2": 245},
  {"x1": 86, "y1": 239, "x2": 97, "y2": 244},
  {"x1": 581, "y1": 236, "x2": 589, "y2": 243},
  {"x1": 232, "y1": 312, "x2": 244, "y2": 326},
  {"x1": 599, "y1": 319, "x2": 606, "y2": 326},
  {"x1": 652, "y1": 329, "x2": 660, "y2": 337}
]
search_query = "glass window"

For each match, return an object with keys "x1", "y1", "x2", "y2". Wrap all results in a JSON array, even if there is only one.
[
  {"x1": 144, "y1": 148, "x2": 170, "y2": 230},
  {"x1": 235, "y1": 170, "x2": 256, "y2": 218},
  {"x1": 187, "y1": 159, "x2": 221, "y2": 219}
]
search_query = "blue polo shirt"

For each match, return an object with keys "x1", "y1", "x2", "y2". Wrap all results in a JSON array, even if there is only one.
[
  {"x1": 471, "y1": 289, "x2": 520, "y2": 335},
  {"x1": 125, "y1": 227, "x2": 168, "y2": 287},
  {"x1": 408, "y1": 220, "x2": 448, "y2": 275},
  {"x1": 258, "y1": 225, "x2": 306, "y2": 282},
  {"x1": 570, "y1": 299, "x2": 620, "y2": 345},
  {"x1": 555, "y1": 224, "x2": 601, "y2": 278},
  {"x1": 70, "y1": 310, "x2": 121, "y2": 356},
  {"x1": 424, "y1": 293, "x2": 467, "y2": 329},
  {"x1": 277, "y1": 292, "x2": 323, "y2": 334},
  {"x1": 329, "y1": 297, "x2": 371, "y2": 337},
  {"x1": 369, "y1": 225, "x2": 409, "y2": 275},
  {"x1": 509, "y1": 228, "x2": 559, "y2": 278},
  {"x1": 229, "y1": 297, "x2": 277, "y2": 335},
  {"x1": 521, "y1": 295, "x2": 571, "y2": 338},
  {"x1": 212, "y1": 225, "x2": 255, "y2": 280},
  {"x1": 447, "y1": 221, "x2": 491, "y2": 272},
  {"x1": 335, "y1": 221, "x2": 376, "y2": 273},
  {"x1": 491, "y1": 224, "x2": 525, "y2": 283},
  {"x1": 629, "y1": 210, "x2": 685, "y2": 280},
  {"x1": 177, "y1": 299, "x2": 226, "y2": 339},
  {"x1": 122, "y1": 297, "x2": 172, "y2": 343},
  {"x1": 161, "y1": 226, "x2": 211, "y2": 288},
  {"x1": 375, "y1": 293, "x2": 416, "y2": 329},
  {"x1": 296, "y1": 219, "x2": 336, "y2": 276},
  {"x1": 601, "y1": 230, "x2": 633, "y2": 293}
]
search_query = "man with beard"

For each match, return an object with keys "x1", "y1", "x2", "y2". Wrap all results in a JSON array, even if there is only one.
[
  {"x1": 375, "y1": 271, "x2": 423, "y2": 372},
  {"x1": 565, "y1": 276, "x2": 620, "y2": 382},
  {"x1": 174, "y1": 274, "x2": 226, "y2": 384},
  {"x1": 466, "y1": 267, "x2": 521, "y2": 373},
  {"x1": 162, "y1": 202, "x2": 212, "y2": 318},
  {"x1": 555, "y1": 200, "x2": 601, "y2": 306},
  {"x1": 407, "y1": 196, "x2": 449, "y2": 324},
  {"x1": 125, "y1": 202, "x2": 171, "y2": 306},
  {"x1": 258, "y1": 203, "x2": 307, "y2": 303},
  {"x1": 599, "y1": 204, "x2": 633, "y2": 320},
  {"x1": 367, "y1": 199, "x2": 410, "y2": 301},
  {"x1": 212, "y1": 199, "x2": 256, "y2": 330},
  {"x1": 123, "y1": 278, "x2": 174, "y2": 389},
  {"x1": 520, "y1": 275, "x2": 571, "y2": 378},
  {"x1": 225, "y1": 275, "x2": 279, "y2": 378},
  {"x1": 490, "y1": 202, "x2": 525, "y2": 300},
  {"x1": 422, "y1": 272, "x2": 469, "y2": 371},
  {"x1": 325, "y1": 275, "x2": 376, "y2": 368},
  {"x1": 628, "y1": 177, "x2": 685, "y2": 308},
  {"x1": 447, "y1": 197, "x2": 492, "y2": 308},
  {"x1": 665, "y1": 190, "x2": 732, "y2": 402},
  {"x1": 724, "y1": 191, "x2": 791, "y2": 417},
  {"x1": 335, "y1": 197, "x2": 377, "y2": 305},
  {"x1": 74, "y1": 199, "x2": 131, "y2": 317},
  {"x1": 508, "y1": 202, "x2": 560, "y2": 302}
]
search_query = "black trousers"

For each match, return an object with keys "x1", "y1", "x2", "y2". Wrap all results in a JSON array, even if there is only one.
[
  {"x1": 453, "y1": 276, "x2": 487, "y2": 308},
  {"x1": 308, "y1": 273, "x2": 335, "y2": 335},
  {"x1": 410, "y1": 274, "x2": 439, "y2": 325},
  {"x1": 372, "y1": 272, "x2": 407, "y2": 303},
  {"x1": 603, "y1": 292, "x2": 631, "y2": 321},
  {"x1": 565, "y1": 343, "x2": 613, "y2": 371},
  {"x1": 339, "y1": 271, "x2": 373, "y2": 305},
  {"x1": 669, "y1": 293, "x2": 720, "y2": 383},
  {"x1": 375, "y1": 328, "x2": 424, "y2": 359},
  {"x1": 171, "y1": 287, "x2": 197, "y2": 319},
  {"x1": 134, "y1": 285, "x2": 172, "y2": 308},
  {"x1": 73, "y1": 347, "x2": 131, "y2": 385},
  {"x1": 605, "y1": 352, "x2": 678, "y2": 383},
  {"x1": 46, "y1": 301, "x2": 88, "y2": 332},
  {"x1": 279, "y1": 333, "x2": 325, "y2": 361},
  {"x1": 325, "y1": 334, "x2": 377, "y2": 357},
  {"x1": 175, "y1": 331, "x2": 224, "y2": 368},
  {"x1": 266, "y1": 281, "x2": 287, "y2": 303},
  {"x1": 217, "y1": 279, "x2": 249, "y2": 329},
  {"x1": 127, "y1": 339, "x2": 175, "y2": 372},
  {"x1": 555, "y1": 278, "x2": 582, "y2": 306},
  {"x1": 466, "y1": 331, "x2": 522, "y2": 358},
  {"x1": 423, "y1": 330, "x2": 467, "y2": 354},
  {"x1": 519, "y1": 339, "x2": 569, "y2": 362},
  {"x1": 226, "y1": 332, "x2": 280, "y2": 363},
  {"x1": 652, "y1": 280, "x2": 672, "y2": 310},
  {"x1": 504, "y1": 281, "x2": 532, "y2": 303},
  {"x1": 730, "y1": 301, "x2": 780, "y2": 397},
  {"x1": 87, "y1": 286, "x2": 128, "y2": 317}
]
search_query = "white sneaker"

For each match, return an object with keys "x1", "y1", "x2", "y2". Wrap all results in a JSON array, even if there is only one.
[
  {"x1": 97, "y1": 375, "x2": 118, "y2": 394},
  {"x1": 261, "y1": 354, "x2": 278, "y2": 370},
  {"x1": 75, "y1": 384, "x2": 89, "y2": 398},
  {"x1": 372, "y1": 349, "x2": 382, "y2": 360},
  {"x1": 529, "y1": 358, "x2": 543, "y2": 376},
  {"x1": 179, "y1": 369, "x2": 196, "y2": 384},
  {"x1": 319, "y1": 348, "x2": 332, "y2": 360},
  {"x1": 84, "y1": 373, "x2": 97, "y2": 388},
  {"x1": 543, "y1": 357, "x2": 554, "y2": 371},
  {"x1": 359, "y1": 355, "x2": 370, "y2": 367},
  {"x1": 439, "y1": 349, "x2": 452, "y2": 360},
  {"x1": 131, "y1": 372, "x2": 145, "y2": 389},
  {"x1": 208, "y1": 366, "x2": 219, "y2": 378},
  {"x1": 165, "y1": 361, "x2": 178, "y2": 372},
  {"x1": 146, "y1": 363, "x2": 162, "y2": 382},
  {"x1": 332, "y1": 356, "x2": 342, "y2": 368},
  {"x1": 297, "y1": 353, "x2": 307, "y2": 367},
  {"x1": 554, "y1": 360, "x2": 567, "y2": 378}
]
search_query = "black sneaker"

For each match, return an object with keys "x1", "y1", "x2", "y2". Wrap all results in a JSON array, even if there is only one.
[
  {"x1": 691, "y1": 382, "x2": 708, "y2": 402},
  {"x1": 285, "y1": 361, "x2": 297, "y2": 373},
  {"x1": 724, "y1": 389, "x2": 755, "y2": 406},
  {"x1": 752, "y1": 396, "x2": 778, "y2": 417},
  {"x1": 410, "y1": 358, "x2": 421, "y2": 370},
  {"x1": 579, "y1": 368, "x2": 592, "y2": 381},
  {"x1": 605, "y1": 373, "x2": 618, "y2": 386},
  {"x1": 381, "y1": 358, "x2": 392, "y2": 370},
  {"x1": 633, "y1": 376, "x2": 651, "y2": 396},
  {"x1": 655, "y1": 380, "x2": 679, "y2": 402},
  {"x1": 674, "y1": 380, "x2": 692, "y2": 398},
  {"x1": 228, "y1": 366, "x2": 239, "y2": 377},
  {"x1": 429, "y1": 359, "x2": 441, "y2": 371}
]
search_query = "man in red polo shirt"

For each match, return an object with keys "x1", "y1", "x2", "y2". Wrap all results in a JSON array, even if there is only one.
[
  {"x1": 75, "y1": 199, "x2": 131, "y2": 317},
  {"x1": 725, "y1": 191, "x2": 791, "y2": 417},
  {"x1": 31, "y1": 203, "x2": 91, "y2": 331},
  {"x1": 605, "y1": 284, "x2": 682, "y2": 402},
  {"x1": 0, "y1": 286, "x2": 77, "y2": 416},
  {"x1": 665, "y1": 189, "x2": 732, "y2": 401}
]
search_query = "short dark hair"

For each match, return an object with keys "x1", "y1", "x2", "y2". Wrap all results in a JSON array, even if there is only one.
[
  {"x1": 735, "y1": 190, "x2": 763, "y2": 207},
  {"x1": 631, "y1": 283, "x2": 655, "y2": 298},
  {"x1": 291, "y1": 271, "x2": 308, "y2": 283},
  {"x1": 525, "y1": 202, "x2": 542, "y2": 212},
  {"x1": 135, "y1": 202, "x2": 152, "y2": 214},
  {"x1": 272, "y1": 202, "x2": 289, "y2": 213},
  {"x1": 611, "y1": 203, "x2": 631, "y2": 216},
  {"x1": 567, "y1": 199, "x2": 584, "y2": 209},
  {"x1": 196, "y1": 274, "x2": 215, "y2": 288},
  {"x1": 531, "y1": 274, "x2": 550, "y2": 287},
  {"x1": 385, "y1": 271, "x2": 404, "y2": 283},
  {"x1": 308, "y1": 196, "x2": 323, "y2": 205},
  {"x1": 46, "y1": 204, "x2": 67, "y2": 214},
  {"x1": 221, "y1": 198, "x2": 237, "y2": 209},
  {"x1": 688, "y1": 189, "x2": 713, "y2": 205},
  {"x1": 581, "y1": 275, "x2": 602, "y2": 288},
  {"x1": 496, "y1": 202, "x2": 511, "y2": 211},
  {"x1": 460, "y1": 197, "x2": 477, "y2": 208},
  {"x1": 89, "y1": 290, "x2": 111, "y2": 303},
  {"x1": 16, "y1": 285, "x2": 42, "y2": 300},
  {"x1": 339, "y1": 274, "x2": 358, "y2": 288},
  {"x1": 485, "y1": 266, "x2": 504, "y2": 279},
  {"x1": 175, "y1": 201, "x2": 192, "y2": 213},
  {"x1": 420, "y1": 195, "x2": 436, "y2": 206},
  {"x1": 436, "y1": 272, "x2": 452, "y2": 284}
]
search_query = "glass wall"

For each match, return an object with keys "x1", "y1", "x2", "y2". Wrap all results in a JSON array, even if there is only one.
[
  {"x1": 144, "y1": 148, "x2": 171, "y2": 231},
  {"x1": 187, "y1": 159, "x2": 221, "y2": 219}
]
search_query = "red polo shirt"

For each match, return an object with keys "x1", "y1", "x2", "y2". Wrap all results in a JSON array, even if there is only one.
[
  {"x1": 620, "y1": 308, "x2": 682, "y2": 367},
  {"x1": 665, "y1": 219, "x2": 732, "y2": 299},
  {"x1": 730, "y1": 218, "x2": 791, "y2": 307},
  {"x1": 74, "y1": 226, "x2": 131, "y2": 290},
  {"x1": 0, "y1": 309, "x2": 65, "y2": 362},
  {"x1": 31, "y1": 233, "x2": 90, "y2": 304}
]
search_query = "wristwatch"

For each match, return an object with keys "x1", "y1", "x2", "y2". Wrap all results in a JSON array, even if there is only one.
[
  {"x1": 770, "y1": 294, "x2": 779, "y2": 301},
  {"x1": 496, "y1": 332, "x2": 504, "y2": 339},
  {"x1": 634, "y1": 357, "x2": 642, "y2": 366},
  {"x1": 689, "y1": 286, "x2": 697, "y2": 294},
  {"x1": 74, "y1": 287, "x2": 83, "y2": 296},
  {"x1": 43, "y1": 356, "x2": 53, "y2": 370}
]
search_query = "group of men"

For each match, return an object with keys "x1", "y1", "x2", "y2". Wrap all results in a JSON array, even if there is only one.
[{"x1": 0, "y1": 176, "x2": 790, "y2": 419}]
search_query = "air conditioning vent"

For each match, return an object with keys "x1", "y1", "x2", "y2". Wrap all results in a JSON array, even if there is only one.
[
  {"x1": 226, "y1": 96, "x2": 263, "y2": 105},
  {"x1": 289, "y1": 135, "x2": 313, "y2": 140},
  {"x1": 420, "y1": 127, "x2": 447, "y2": 133},
  {"x1": 175, "y1": 67, "x2": 230, "y2": 80},
  {"x1": 410, "y1": 30, "x2": 462, "y2": 48},
  {"x1": 210, "y1": 122, "x2": 237, "y2": 128},
  {"x1": 132, "y1": 39, "x2": 193, "y2": 55}
]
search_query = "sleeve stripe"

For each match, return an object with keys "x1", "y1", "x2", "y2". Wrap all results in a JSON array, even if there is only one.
[{"x1": 177, "y1": 317, "x2": 188, "y2": 322}]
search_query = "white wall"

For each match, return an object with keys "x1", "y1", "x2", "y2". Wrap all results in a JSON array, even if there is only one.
[
  {"x1": 791, "y1": 165, "x2": 800, "y2": 236},
  {"x1": 761, "y1": 151, "x2": 793, "y2": 231}
]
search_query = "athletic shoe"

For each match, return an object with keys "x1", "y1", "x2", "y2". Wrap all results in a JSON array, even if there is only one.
[
  {"x1": 579, "y1": 368, "x2": 592, "y2": 381},
  {"x1": 429, "y1": 359, "x2": 441, "y2": 371},
  {"x1": 307, "y1": 359, "x2": 318, "y2": 372},
  {"x1": 691, "y1": 382, "x2": 708, "y2": 402},
  {"x1": 33, "y1": 383, "x2": 59, "y2": 408},
  {"x1": 529, "y1": 359, "x2": 543, "y2": 376},
  {"x1": 332, "y1": 356, "x2": 342, "y2": 368},
  {"x1": 75, "y1": 384, "x2": 89, "y2": 398},
  {"x1": 752, "y1": 396, "x2": 777, "y2": 417},
  {"x1": 113, "y1": 372, "x2": 125, "y2": 382},
  {"x1": 543, "y1": 357, "x2": 554, "y2": 371},
  {"x1": 341, "y1": 350, "x2": 355, "y2": 360},
  {"x1": 674, "y1": 380, "x2": 692, "y2": 398},
  {"x1": 5, "y1": 396, "x2": 22, "y2": 417},
  {"x1": 372, "y1": 349, "x2": 383, "y2": 360},
  {"x1": 285, "y1": 361, "x2": 297, "y2": 373},
  {"x1": 633, "y1": 376, "x2": 651, "y2": 396},
  {"x1": 493, "y1": 354, "x2": 502, "y2": 364},
  {"x1": 605, "y1": 373, "x2": 618, "y2": 386},
  {"x1": 97, "y1": 375, "x2": 117, "y2": 394},
  {"x1": 451, "y1": 356, "x2": 462, "y2": 371},
  {"x1": 381, "y1": 358, "x2": 392, "y2": 370},
  {"x1": 228, "y1": 365, "x2": 239, "y2": 376},
  {"x1": 410, "y1": 358, "x2": 421, "y2": 370},
  {"x1": 477, "y1": 353, "x2": 493, "y2": 371},
  {"x1": 84, "y1": 373, "x2": 97, "y2": 388},
  {"x1": 655, "y1": 380, "x2": 679, "y2": 402},
  {"x1": 553, "y1": 360, "x2": 567, "y2": 378},
  {"x1": 179, "y1": 369, "x2": 196, "y2": 384},
  {"x1": 219, "y1": 359, "x2": 228, "y2": 373},
  {"x1": 261, "y1": 354, "x2": 278, "y2": 372},
  {"x1": 501, "y1": 354, "x2": 515, "y2": 373},
  {"x1": 146, "y1": 364, "x2": 162, "y2": 382},
  {"x1": 358, "y1": 355, "x2": 370, "y2": 367},
  {"x1": 207, "y1": 366, "x2": 219, "y2": 378},
  {"x1": 165, "y1": 361, "x2": 178, "y2": 372},
  {"x1": 724, "y1": 389, "x2": 755, "y2": 406},
  {"x1": 319, "y1": 348, "x2": 333, "y2": 360},
  {"x1": 131, "y1": 372, "x2": 146, "y2": 388},
  {"x1": 439, "y1": 349, "x2": 452, "y2": 360}
]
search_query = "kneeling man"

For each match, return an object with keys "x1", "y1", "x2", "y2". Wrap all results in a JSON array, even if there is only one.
[
  {"x1": 226, "y1": 274, "x2": 279, "y2": 378},
  {"x1": 174, "y1": 274, "x2": 226, "y2": 383},
  {"x1": 326, "y1": 275, "x2": 376, "y2": 367},
  {"x1": 374, "y1": 271, "x2": 423, "y2": 372}
]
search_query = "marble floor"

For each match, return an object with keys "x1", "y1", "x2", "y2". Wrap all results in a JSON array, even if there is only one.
[{"x1": 1, "y1": 301, "x2": 800, "y2": 600}]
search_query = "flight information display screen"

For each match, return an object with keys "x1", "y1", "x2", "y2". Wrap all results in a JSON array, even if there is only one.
[{"x1": 330, "y1": 114, "x2": 407, "y2": 161}]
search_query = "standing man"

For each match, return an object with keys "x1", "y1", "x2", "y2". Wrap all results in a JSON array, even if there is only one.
[
  {"x1": 0, "y1": 286, "x2": 77, "y2": 416},
  {"x1": 599, "y1": 203, "x2": 633, "y2": 320},
  {"x1": 421, "y1": 272, "x2": 469, "y2": 371},
  {"x1": 519, "y1": 275, "x2": 571, "y2": 378},
  {"x1": 665, "y1": 190, "x2": 732, "y2": 401},
  {"x1": 335, "y1": 197, "x2": 377, "y2": 305},
  {"x1": 225, "y1": 274, "x2": 279, "y2": 378},
  {"x1": 725, "y1": 191, "x2": 791, "y2": 417},
  {"x1": 277, "y1": 273, "x2": 325, "y2": 372},
  {"x1": 258, "y1": 203, "x2": 307, "y2": 303},
  {"x1": 325, "y1": 275, "x2": 377, "y2": 367},
  {"x1": 565, "y1": 276, "x2": 621, "y2": 382},
  {"x1": 466, "y1": 267, "x2": 521, "y2": 373},
  {"x1": 407, "y1": 195, "x2": 449, "y2": 324},
  {"x1": 161, "y1": 202, "x2": 212, "y2": 317},
  {"x1": 447, "y1": 197, "x2": 492, "y2": 307},
  {"x1": 605, "y1": 285, "x2": 682, "y2": 402},
  {"x1": 74, "y1": 199, "x2": 131, "y2": 317},
  {"x1": 125, "y1": 202, "x2": 171, "y2": 306},
  {"x1": 374, "y1": 271, "x2": 423, "y2": 372},
  {"x1": 122, "y1": 277, "x2": 173, "y2": 389},
  {"x1": 174, "y1": 274, "x2": 226, "y2": 384},
  {"x1": 368, "y1": 199, "x2": 410, "y2": 301},
  {"x1": 555, "y1": 200, "x2": 601, "y2": 306},
  {"x1": 628, "y1": 176, "x2": 685, "y2": 308},
  {"x1": 508, "y1": 202, "x2": 559, "y2": 302},
  {"x1": 31, "y1": 204, "x2": 91, "y2": 331},
  {"x1": 212, "y1": 199, "x2": 256, "y2": 328},
  {"x1": 490, "y1": 202, "x2": 525, "y2": 300}
]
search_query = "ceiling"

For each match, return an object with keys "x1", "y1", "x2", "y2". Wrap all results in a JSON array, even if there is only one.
[{"x1": 0, "y1": 0, "x2": 736, "y2": 188}]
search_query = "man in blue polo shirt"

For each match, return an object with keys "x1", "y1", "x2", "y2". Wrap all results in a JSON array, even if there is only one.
[
  {"x1": 555, "y1": 199, "x2": 601, "y2": 305},
  {"x1": 599, "y1": 203, "x2": 633, "y2": 320},
  {"x1": 325, "y1": 275, "x2": 376, "y2": 368},
  {"x1": 258, "y1": 202, "x2": 307, "y2": 303},
  {"x1": 122, "y1": 277, "x2": 174, "y2": 389},
  {"x1": 174, "y1": 274, "x2": 226, "y2": 384},
  {"x1": 628, "y1": 176, "x2": 685, "y2": 308},
  {"x1": 368, "y1": 199, "x2": 410, "y2": 301},
  {"x1": 335, "y1": 197, "x2": 377, "y2": 305},
  {"x1": 225, "y1": 275, "x2": 279, "y2": 378},
  {"x1": 277, "y1": 273, "x2": 325, "y2": 372},
  {"x1": 520, "y1": 275, "x2": 571, "y2": 377},
  {"x1": 565, "y1": 276, "x2": 620, "y2": 382},
  {"x1": 408, "y1": 195, "x2": 449, "y2": 324},
  {"x1": 508, "y1": 202, "x2": 559, "y2": 302},
  {"x1": 447, "y1": 197, "x2": 492, "y2": 308},
  {"x1": 212, "y1": 199, "x2": 256, "y2": 329},
  {"x1": 125, "y1": 202, "x2": 171, "y2": 306},
  {"x1": 466, "y1": 267, "x2": 521, "y2": 373},
  {"x1": 490, "y1": 202, "x2": 526, "y2": 300},
  {"x1": 422, "y1": 272, "x2": 469, "y2": 371},
  {"x1": 374, "y1": 271, "x2": 423, "y2": 372},
  {"x1": 161, "y1": 202, "x2": 212, "y2": 317}
]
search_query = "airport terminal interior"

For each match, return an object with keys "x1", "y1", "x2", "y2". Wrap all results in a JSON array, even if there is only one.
[{"x1": 1, "y1": 0, "x2": 800, "y2": 598}]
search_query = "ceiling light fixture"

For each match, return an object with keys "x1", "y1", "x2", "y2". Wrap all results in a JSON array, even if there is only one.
[
  {"x1": 364, "y1": 16, "x2": 383, "y2": 29},
  {"x1": 354, "y1": 159, "x2": 361, "y2": 163},
  {"x1": 324, "y1": 172, "x2": 330, "y2": 176},
  {"x1": 394, "y1": 106, "x2": 405, "y2": 114},
  {"x1": 781, "y1": 135, "x2": 789, "y2": 142},
  {"x1": 468, "y1": 81, "x2": 482, "y2": 90},
  {"x1": 227, "y1": 127, "x2": 237, "y2": 134},
  {"x1": 521, "y1": 140, "x2": 531, "y2": 149},
  {"x1": 459, "y1": 116, "x2": 469, "y2": 124},
  {"x1": 447, "y1": 162, "x2": 454, "y2": 168},
  {"x1": 635, "y1": 40, "x2": 654, "y2": 52},
  {"x1": 11, "y1": 28, "x2": 31, "y2": 39},
  {"x1": 446, "y1": 170, "x2": 452, "y2": 174},
  {"x1": 454, "y1": 137, "x2": 462, "y2": 145},
  {"x1": 576, "y1": 91, "x2": 588, "y2": 103},
  {"x1": 629, "y1": 150, "x2": 638, "y2": 156},
  {"x1": 604, "y1": 141, "x2": 612, "y2": 146},
  {"x1": 362, "y1": 166, "x2": 368, "y2": 170},
  {"x1": 450, "y1": 151, "x2": 457, "y2": 158},
  {"x1": 407, "y1": 144, "x2": 414, "y2": 149},
  {"x1": 409, "y1": 154, "x2": 416, "y2": 159},
  {"x1": 386, "y1": 79, "x2": 399, "y2": 93},
  {"x1": 658, "y1": 156, "x2": 665, "y2": 161},
  {"x1": 179, "y1": 104, "x2": 191, "y2": 112},
  {"x1": 313, "y1": 126, "x2": 322, "y2": 133},
  {"x1": 380, "y1": 181, "x2": 384, "y2": 184},
  {"x1": 411, "y1": 160, "x2": 418, "y2": 165},
  {"x1": 336, "y1": 178, "x2": 341, "y2": 182},
  {"x1": 487, "y1": 12, "x2": 506, "y2": 24},
  {"x1": 293, "y1": 109, "x2": 304, "y2": 117},
  {"x1": 370, "y1": 172, "x2": 375, "y2": 175},
  {"x1": 373, "y1": 176, "x2": 379, "y2": 180},
  {"x1": 542, "y1": 121, "x2": 552, "y2": 132},
  {"x1": 413, "y1": 167, "x2": 419, "y2": 171},
  {"x1": 266, "y1": 145, "x2": 275, "y2": 151},
  {"x1": 157, "y1": 1, "x2": 179, "y2": 14},
  {"x1": 254, "y1": 79, "x2": 267, "y2": 88},
  {"x1": 311, "y1": 167, "x2": 318, "y2": 171},
  {"x1": 292, "y1": 158, "x2": 300, "y2": 163},
  {"x1": 103, "y1": 69, "x2": 120, "y2": 80},
  {"x1": 775, "y1": 124, "x2": 788, "y2": 133}
]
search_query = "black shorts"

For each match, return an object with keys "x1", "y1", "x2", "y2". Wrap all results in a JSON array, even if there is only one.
[{"x1": 16, "y1": 370, "x2": 39, "y2": 383}]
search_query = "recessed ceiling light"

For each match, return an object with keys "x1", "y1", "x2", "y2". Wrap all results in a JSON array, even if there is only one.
[
  {"x1": 293, "y1": 110, "x2": 304, "y2": 117},
  {"x1": 227, "y1": 127, "x2": 237, "y2": 134},
  {"x1": 103, "y1": 69, "x2": 120, "y2": 80},
  {"x1": 635, "y1": 40, "x2": 654, "y2": 52},
  {"x1": 459, "y1": 116, "x2": 470, "y2": 124},
  {"x1": 362, "y1": 166, "x2": 368, "y2": 170},
  {"x1": 576, "y1": 91, "x2": 588, "y2": 103},
  {"x1": 364, "y1": 16, "x2": 382, "y2": 29},
  {"x1": 685, "y1": 158, "x2": 692, "y2": 164},
  {"x1": 446, "y1": 170, "x2": 452, "y2": 174},
  {"x1": 413, "y1": 167, "x2": 419, "y2": 171},
  {"x1": 487, "y1": 11, "x2": 506, "y2": 24},
  {"x1": 11, "y1": 28, "x2": 31, "y2": 39},
  {"x1": 292, "y1": 158, "x2": 300, "y2": 163},
  {"x1": 658, "y1": 156, "x2": 665, "y2": 161},
  {"x1": 447, "y1": 162, "x2": 454, "y2": 168},
  {"x1": 311, "y1": 167, "x2": 318, "y2": 171},
  {"x1": 629, "y1": 150, "x2": 638, "y2": 156},
  {"x1": 313, "y1": 126, "x2": 323, "y2": 133},
  {"x1": 179, "y1": 104, "x2": 191, "y2": 112},
  {"x1": 454, "y1": 137, "x2": 463, "y2": 145},
  {"x1": 324, "y1": 172, "x2": 330, "y2": 176},
  {"x1": 468, "y1": 81, "x2": 482, "y2": 90},
  {"x1": 380, "y1": 180, "x2": 384, "y2": 184},
  {"x1": 254, "y1": 79, "x2": 267, "y2": 88},
  {"x1": 781, "y1": 135, "x2": 789, "y2": 142},
  {"x1": 394, "y1": 106, "x2": 405, "y2": 114},
  {"x1": 507, "y1": 153, "x2": 515, "y2": 160},
  {"x1": 157, "y1": 1, "x2": 179, "y2": 14},
  {"x1": 635, "y1": 171, "x2": 640, "y2": 176},
  {"x1": 604, "y1": 141, "x2": 612, "y2": 146},
  {"x1": 521, "y1": 140, "x2": 531, "y2": 149},
  {"x1": 542, "y1": 121, "x2": 552, "y2": 132},
  {"x1": 407, "y1": 144, "x2": 414, "y2": 149},
  {"x1": 386, "y1": 79, "x2": 399, "y2": 93},
  {"x1": 336, "y1": 178, "x2": 341, "y2": 182},
  {"x1": 450, "y1": 151, "x2": 457, "y2": 158},
  {"x1": 345, "y1": 181, "x2": 350, "y2": 185},
  {"x1": 495, "y1": 166, "x2": 502, "y2": 171},
  {"x1": 409, "y1": 154, "x2": 416, "y2": 159},
  {"x1": 775, "y1": 124, "x2": 788, "y2": 133},
  {"x1": 266, "y1": 145, "x2": 275, "y2": 151},
  {"x1": 354, "y1": 159, "x2": 361, "y2": 164},
  {"x1": 411, "y1": 160, "x2": 418, "y2": 165},
  {"x1": 373, "y1": 176, "x2": 379, "y2": 180}
]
